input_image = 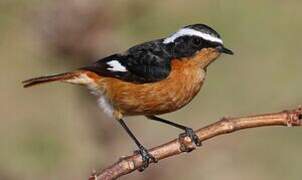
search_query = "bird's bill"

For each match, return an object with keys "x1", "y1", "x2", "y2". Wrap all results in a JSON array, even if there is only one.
[{"x1": 217, "y1": 46, "x2": 234, "y2": 55}]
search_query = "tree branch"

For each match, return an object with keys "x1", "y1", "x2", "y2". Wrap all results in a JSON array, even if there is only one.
[{"x1": 89, "y1": 106, "x2": 302, "y2": 180}]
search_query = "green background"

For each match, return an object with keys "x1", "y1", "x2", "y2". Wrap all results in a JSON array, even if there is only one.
[{"x1": 1, "y1": 0, "x2": 302, "y2": 179}]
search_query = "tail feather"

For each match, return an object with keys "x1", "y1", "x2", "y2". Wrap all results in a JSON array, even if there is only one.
[{"x1": 22, "y1": 72, "x2": 76, "y2": 88}]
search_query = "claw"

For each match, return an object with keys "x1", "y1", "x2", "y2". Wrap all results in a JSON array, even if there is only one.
[
  {"x1": 135, "y1": 146, "x2": 157, "y2": 172},
  {"x1": 180, "y1": 128, "x2": 202, "y2": 146}
]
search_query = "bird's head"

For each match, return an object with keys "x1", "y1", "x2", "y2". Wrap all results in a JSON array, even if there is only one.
[{"x1": 163, "y1": 24, "x2": 233, "y2": 67}]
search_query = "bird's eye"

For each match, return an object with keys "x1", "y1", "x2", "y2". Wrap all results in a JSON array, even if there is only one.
[{"x1": 192, "y1": 37, "x2": 201, "y2": 46}]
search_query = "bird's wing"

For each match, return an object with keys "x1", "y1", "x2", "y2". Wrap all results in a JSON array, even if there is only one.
[{"x1": 81, "y1": 40, "x2": 172, "y2": 83}]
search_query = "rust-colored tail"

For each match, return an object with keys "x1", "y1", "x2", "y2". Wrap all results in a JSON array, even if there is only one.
[{"x1": 22, "y1": 72, "x2": 77, "y2": 88}]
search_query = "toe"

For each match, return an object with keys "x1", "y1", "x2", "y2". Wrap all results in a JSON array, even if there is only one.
[
  {"x1": 184, "y1": 128, "x2": 202, "y2": 146},
  {"x1": 193, "y1": 134, "x2": 202, "y2": 146},
  {"x1": 137, "y1": 146, "x2": 156, "y2": 171}
]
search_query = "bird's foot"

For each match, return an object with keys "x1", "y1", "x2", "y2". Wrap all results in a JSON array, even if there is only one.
[
  {"x1": 180, "y1": 128, "x2": 202, "y2": 147},
  {"x1": 134, "y1": 145, "x2": 157, "y2": 171}
]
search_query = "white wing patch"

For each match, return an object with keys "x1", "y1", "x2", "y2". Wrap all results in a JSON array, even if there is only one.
[
  {"x1": 163, "y1": 28, "x2": 223, "y2": 44},
  {"x1": 107, "y1": 60, "x2": 127, "y2": 72}
]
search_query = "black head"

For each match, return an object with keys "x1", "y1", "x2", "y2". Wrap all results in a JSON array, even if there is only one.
[{"x1": 163, "y1": 24, "x2": 233, "y2": 58}]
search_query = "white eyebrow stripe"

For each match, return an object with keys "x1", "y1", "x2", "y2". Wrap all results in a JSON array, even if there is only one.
[
  {"x1": 107, "y1": 60, "x2": 127, "y2": 72},
  {"x1": 163, "y1": 28, "x2": 223, "y2": 44}
]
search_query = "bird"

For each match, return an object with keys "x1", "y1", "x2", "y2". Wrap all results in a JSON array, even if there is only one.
[{"x1": 22, "y1": 23, "x2": 233, "y2": 170}]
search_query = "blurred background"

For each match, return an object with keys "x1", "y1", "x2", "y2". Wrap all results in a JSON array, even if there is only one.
[{"x1": 1, "y1": 0, "x2": 302, "y2": 179}]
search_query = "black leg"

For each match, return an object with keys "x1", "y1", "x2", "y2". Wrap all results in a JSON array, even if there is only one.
[
  {"x1": 146, "y1": 115, "x2": 202, "y2": 146},
  {"x1": 117, "y1": 119, "x2": 157, "y2": 171}
]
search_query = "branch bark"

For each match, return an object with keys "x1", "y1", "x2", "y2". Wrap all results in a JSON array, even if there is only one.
[{"x1": 89, "y1": 106, "x2": 302, "y2": 180}]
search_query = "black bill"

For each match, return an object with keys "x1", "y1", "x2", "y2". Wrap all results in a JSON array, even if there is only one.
[{"x1": 217, "y1": 46, "x2": 234, "y2": 55}]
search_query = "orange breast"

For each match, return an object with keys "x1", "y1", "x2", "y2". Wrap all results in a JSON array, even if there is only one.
[{"x1": 94, "y1": 57, "x2": 206, "y2": 116}]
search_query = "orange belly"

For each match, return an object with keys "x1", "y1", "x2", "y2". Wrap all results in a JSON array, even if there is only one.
[{"x1": 95, "y1": 58, "x2": 206, "y2": 116}]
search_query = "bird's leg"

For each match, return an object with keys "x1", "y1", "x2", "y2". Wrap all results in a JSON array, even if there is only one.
[
  {"x1": 146, "y1": 115, "x2": 202, "y2": 146},
  {"x1": 117, "y1": 119, "x2": 157, "y2": 171}
]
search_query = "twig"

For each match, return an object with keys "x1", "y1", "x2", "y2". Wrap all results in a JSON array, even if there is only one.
[{"x1": 89, "y1": 106, "x2": 302, "y2": 180}]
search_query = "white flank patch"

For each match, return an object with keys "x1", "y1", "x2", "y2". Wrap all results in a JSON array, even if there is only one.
[
  {"x1": 66, "y1": 73, "x2": 94, "y2": 85},
  {"x1": 98, "y1": 96, "x2": 114, "y2": 117},
  {"x1": 107, "y1": 60, "x2": 127, "y2": 72},
  {"x1": 66, "y1": 73, "x2": 98, "y2": 91},
  {"x1": 163, "y1": 28, "x2": 223, "y2": 44},
  {"x1": 66, "y1": 73, "x2": 115, "y2": 117}
]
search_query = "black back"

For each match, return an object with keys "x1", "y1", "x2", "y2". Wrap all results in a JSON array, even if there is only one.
[
  {"x1": 81, "y1": 24, "x2": 223, "y2": 84},
  {"x1": 82, "y1": 39, "x2": 172, "y2": 83}
]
